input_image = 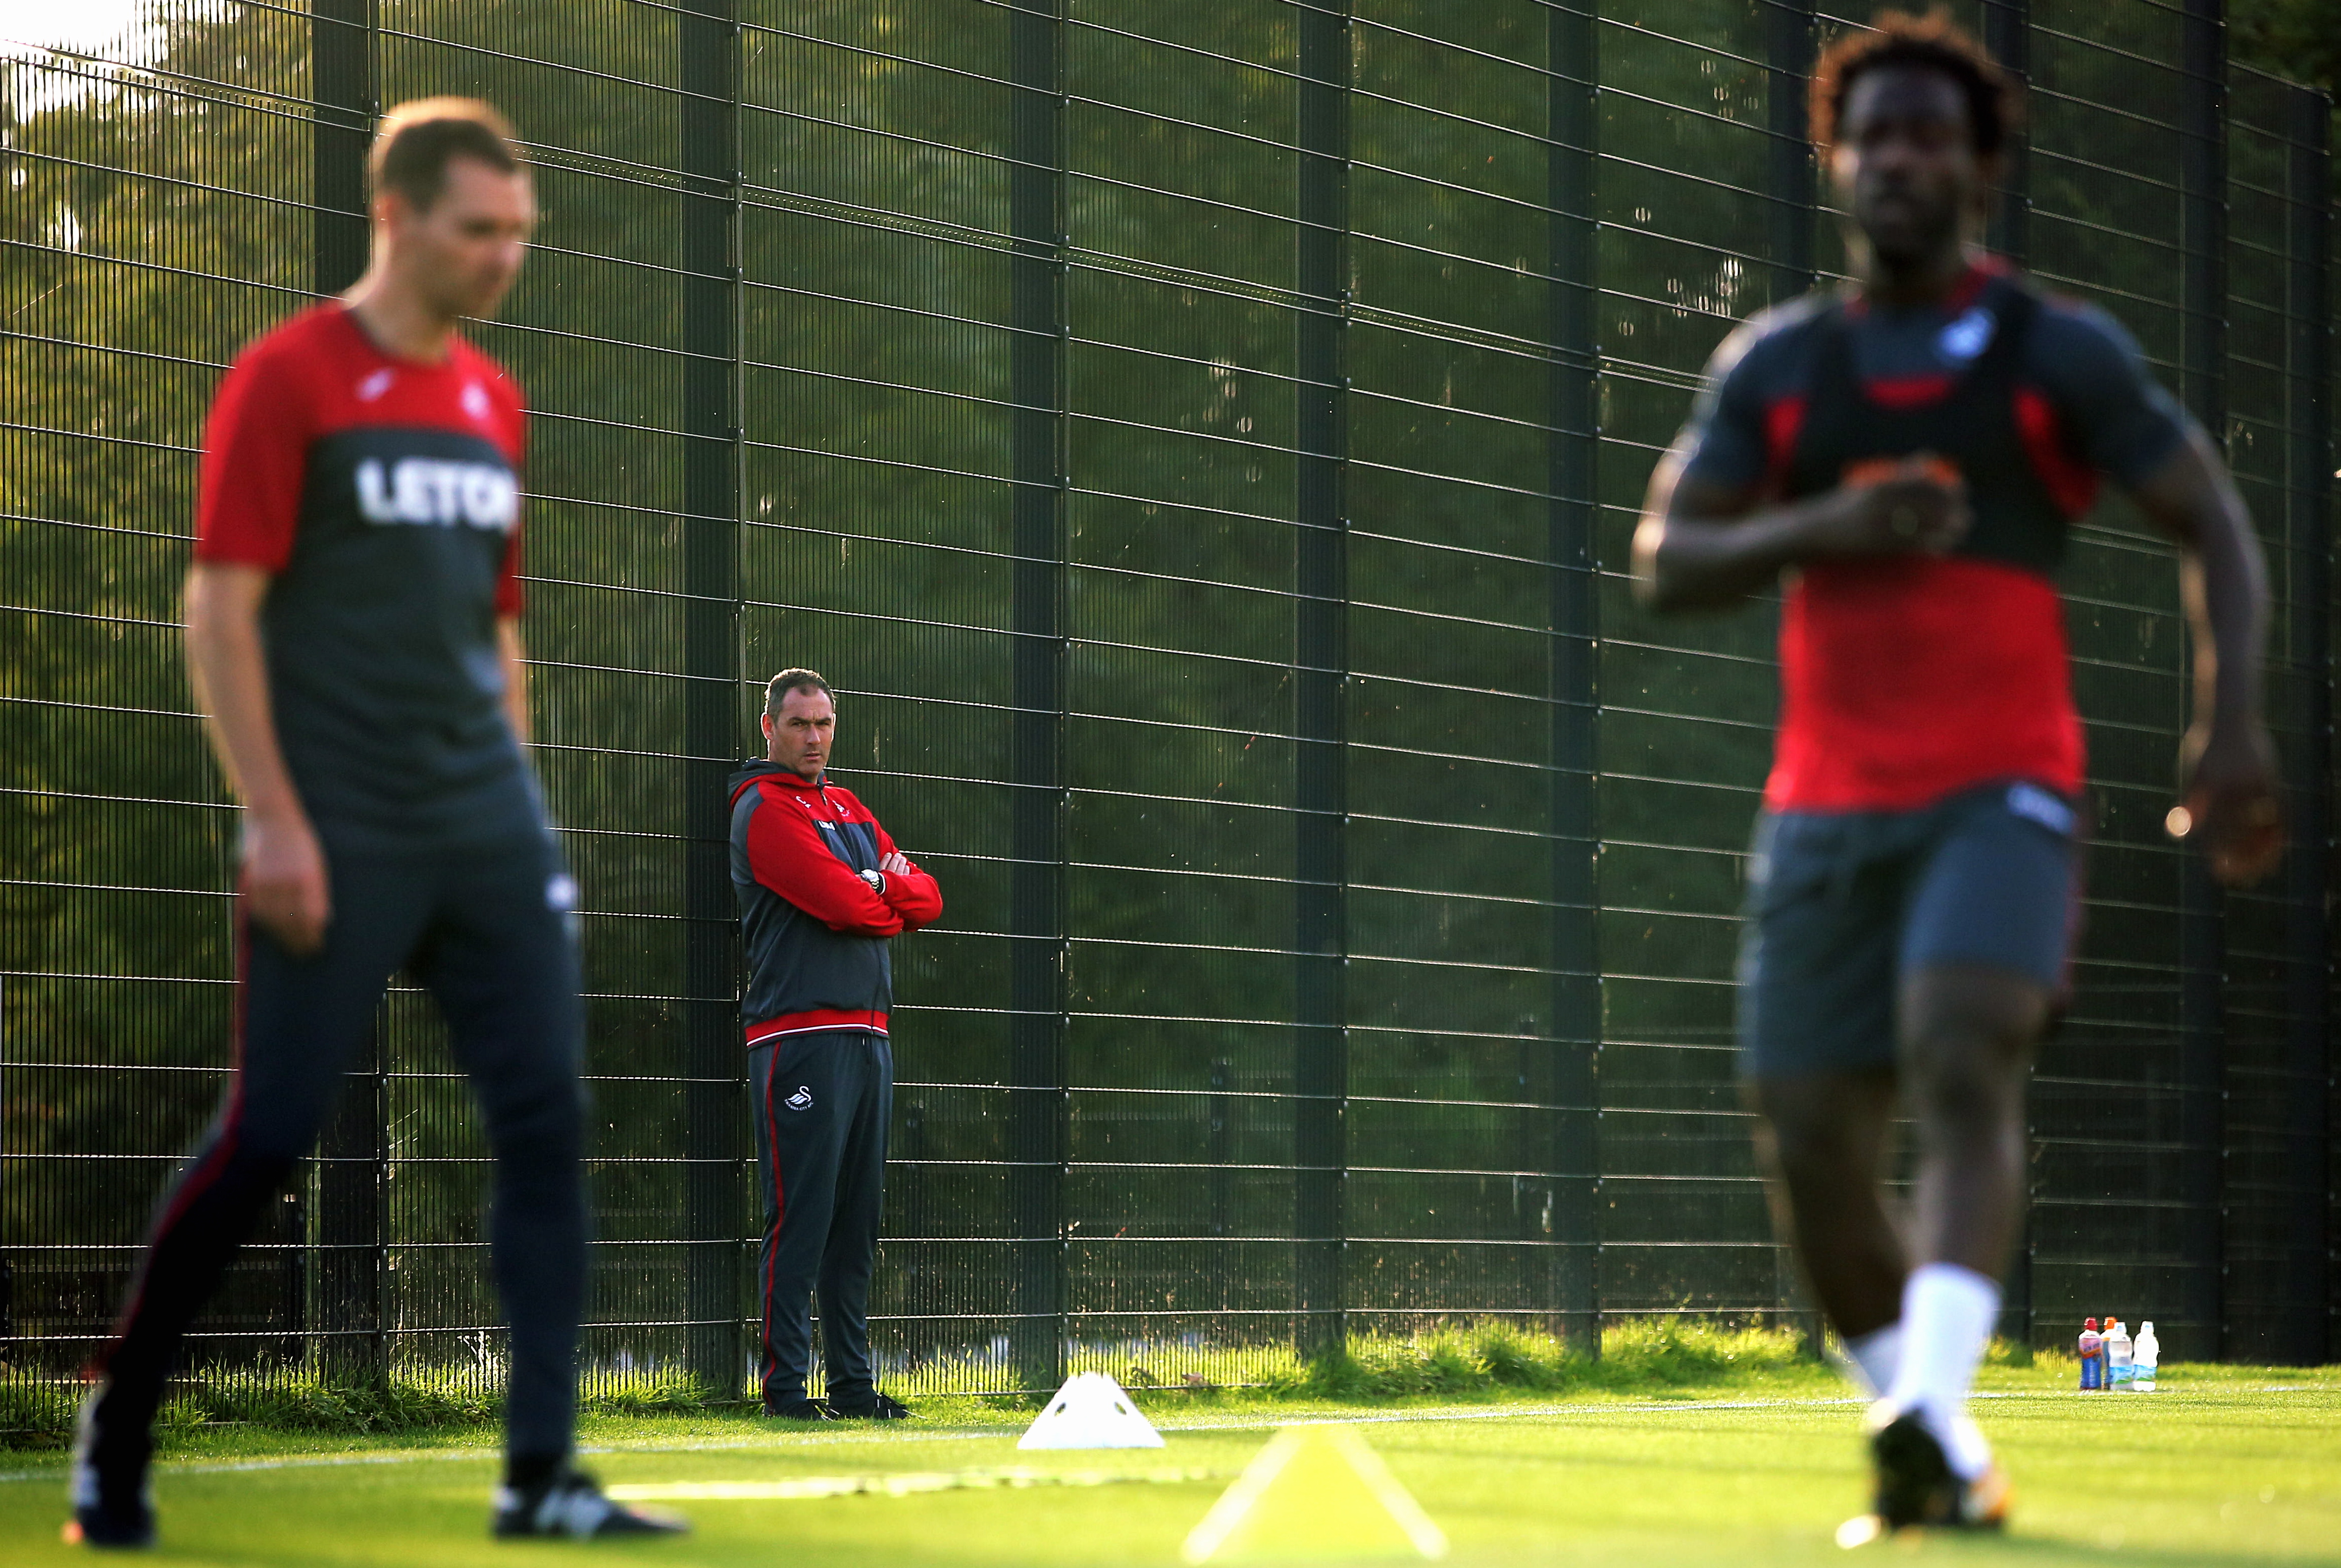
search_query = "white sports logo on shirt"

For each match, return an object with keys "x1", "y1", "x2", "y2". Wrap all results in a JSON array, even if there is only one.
[
  {"x1": 1937, "y1": 305, "x2": 1997, "y2": 363},
  {"x1": 354, "y1": 457, "x2": 519, "y2": 532}
]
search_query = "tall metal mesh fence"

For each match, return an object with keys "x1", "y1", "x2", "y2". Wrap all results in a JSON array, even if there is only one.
[{"x1": 1, "y1": 1, "x2": 2330, "y2": 1419}]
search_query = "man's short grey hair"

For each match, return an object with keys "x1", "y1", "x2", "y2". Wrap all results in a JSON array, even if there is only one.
[{"x1": 764, "y1": 668, "x2": 833, "y2": 717}]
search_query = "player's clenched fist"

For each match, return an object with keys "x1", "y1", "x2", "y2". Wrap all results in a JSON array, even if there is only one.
[
  {"x1": 2171, "y1": 721, "x2": 2284, "y2": 887},
  {"x1": 1817, "y1": 454, "x2": 1971, "y2": 557}
]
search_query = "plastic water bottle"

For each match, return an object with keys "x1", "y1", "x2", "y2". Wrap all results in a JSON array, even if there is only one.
[
  {"x1": 2106, "y1": 1320, "x2": 2134, "y2": 1389},
  {"x1": 2131, "y1": 1322, "x2": 2158, "y2": 1391},
  {"x1": 2076, "y1": 1318, "x2": 2103, "y2": 1391}
]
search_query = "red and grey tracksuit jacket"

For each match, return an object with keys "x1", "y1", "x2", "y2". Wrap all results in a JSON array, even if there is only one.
[{"x1": 726, "y1": 759, "x2": 943, "y2": 1043}]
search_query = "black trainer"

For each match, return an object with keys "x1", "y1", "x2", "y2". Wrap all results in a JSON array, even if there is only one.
[
  {"x1": 491, "y1": 1466, "x2": 689, "y2": 1539},
  {"x1": 761, "y1": 1397, "x2": 837, "y2": 1421},
  {"x1": 1839, "y1": 1404, "x2": 2011, "y2": 1545},
  {"x1": 827, "y1": 1391, "x2": 913, "y2": 1421},
  {"x1": 64, "y1": 1389, "x2": 154, "y2": 1551},
  {"x1": 1869, "y1": 1405, "x2": 1953, "y2": 1530}
]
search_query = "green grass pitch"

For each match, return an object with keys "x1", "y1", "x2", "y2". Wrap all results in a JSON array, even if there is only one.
[{"x1": 4, "y1": 1364, "x2": 2333, "y2": 1566}]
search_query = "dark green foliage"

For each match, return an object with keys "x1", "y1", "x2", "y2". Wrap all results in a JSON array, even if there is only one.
[
  {"x1": 1281, "y1": 1318, "x2": 1811, "y2": 1401},
  {"x1": 2234, "y1": 0, "x2": 2341, "y2": 90},
  {"x1": 2232, "y1": 0, "x2": 2341, "y2": 205},
  {"x1": 0, "y1": 1363, "x2": 715, "y2": 1449}
]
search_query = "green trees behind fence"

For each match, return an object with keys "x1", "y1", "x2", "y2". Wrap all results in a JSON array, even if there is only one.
[{"x1": 1, "y1": 1, "x2": 2330, "y2": 1397}]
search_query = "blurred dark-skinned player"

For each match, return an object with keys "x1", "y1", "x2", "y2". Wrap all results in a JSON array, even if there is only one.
[{"x1": 1632, "y1": 11, "x2": 2279, "y2": 1542}]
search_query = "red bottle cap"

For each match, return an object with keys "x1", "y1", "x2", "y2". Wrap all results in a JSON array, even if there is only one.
[{"x1": 2083, "y1": 1318, "x2": 2098, "y2": 1331}]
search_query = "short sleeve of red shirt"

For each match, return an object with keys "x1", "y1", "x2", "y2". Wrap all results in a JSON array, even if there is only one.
[
  {"x1": 475, "y1": 353, "x2": 530, "y2": 618},
  {"x1": 193, "y1": 342, "x2": 314, "y2": 572}
]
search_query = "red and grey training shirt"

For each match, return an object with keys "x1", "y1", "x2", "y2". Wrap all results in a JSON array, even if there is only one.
[
  {"x1": 194, "y1": 304, "x2": 542, "y2": 846},
  {"x1": 727, "y1": 759, "x2": 944, "y2": 1046},
  {"x1": 1676, "y1": 260, "x2": 2191, "y2": 813}
]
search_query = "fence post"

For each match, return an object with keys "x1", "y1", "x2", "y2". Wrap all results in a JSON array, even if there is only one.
[
  {"x1": 2279, "y1": 85, "x2": 2332, "y2": 1367},
  {"x1": 2176, "y1": 0, "x2": 2227, "y2": 1364},
  {"x1": 1982, "y1": 0, "x2": 2030, "y2": 265},
  {"x1": 1293, "y1": 0, "x2": 1351, "y2": 1364},
  {"x1": 1764, "y1": 0, "x2": 1820, "y2": 1355},
  {"x1": 1006, "y1": 0, "x2": 1068, "y2": 1397},
  {"x1": 1546, "y1": 0, "x2": 1601, "y2": 1360},
  {"x1": 310, "y1": 0, "x2": 379, "y2": 1384},
  {"x1": 312, "y1": 0, "x2": 372, "y2": 295},
  {"x1": 1766, "y1": 1, "x2": 1815, "y2": 297},
  {"x1": 1982, "y1": 0, "x2": 2035, "y2": 1353},
  {"x1": 678, "y1": 0, "x2": 744, "y2": 1398}
]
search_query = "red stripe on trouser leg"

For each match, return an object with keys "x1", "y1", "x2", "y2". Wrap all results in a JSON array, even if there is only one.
[
  {"x1": 761, "y1": 1054, "x2": 786, "y2": 1398},
  {"x1": 91, "y1": 895, "x2": 258, "y2": 1377}
]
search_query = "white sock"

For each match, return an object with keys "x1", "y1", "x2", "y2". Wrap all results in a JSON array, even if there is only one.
[
  {"x1": 1884, "y1": 1263, "x2": 2001, "y2": 1479},
  {"x1": 1941, "y1": 1412, "x2": 1995, "y2": 1481},
  {"x1": 1839, "y1": 1323, "x2": 1903, "y2": 1399}
]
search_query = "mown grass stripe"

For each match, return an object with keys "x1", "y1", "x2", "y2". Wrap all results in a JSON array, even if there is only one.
[{"x1": 606, "y1": 1467, "x2": 1230, "y2": 1501}]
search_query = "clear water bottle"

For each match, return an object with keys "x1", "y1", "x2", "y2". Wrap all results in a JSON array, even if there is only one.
[
  {"x1": 2131, "y1": 1322, "x2": 2158, "y2": 1391},
  {"x1": 2106, "y1": 1319, "x2": 2134, "y2": 1389}
]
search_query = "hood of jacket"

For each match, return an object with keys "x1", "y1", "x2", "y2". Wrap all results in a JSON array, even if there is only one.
[{"x1": 728, "y1": 757, "x2": 822, "y2": 805}]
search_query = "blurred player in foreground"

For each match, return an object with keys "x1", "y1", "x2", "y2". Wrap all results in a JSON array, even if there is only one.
[
  {"x1": 729, "y1": 669, "x2": 942, "y2": 1421},
  {"x1": 69, "y1": 100, "x2": 683, "y2": 1546},
  {"x1": 1631, "y1": 12, "x2": 2280, "y2": 1542}
]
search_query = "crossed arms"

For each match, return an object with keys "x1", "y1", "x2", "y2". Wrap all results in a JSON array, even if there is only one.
[{"x1": 738, "y1": 787, "x2": 942, "y2": 937}]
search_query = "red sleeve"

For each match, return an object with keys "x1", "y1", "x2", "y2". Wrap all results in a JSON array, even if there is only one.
[
  {"x1": 494, "y1": 527, "x2": 525, "y2": 618},
  {"x1": 873, "y1": 820, "x2": 943, "y2": 931},
  {"x1": 746, "y1": 787, "x2": 905, "y2": 936},
  {"x1": 193, "y1": 343, "x2": 313, "y2": 571}
]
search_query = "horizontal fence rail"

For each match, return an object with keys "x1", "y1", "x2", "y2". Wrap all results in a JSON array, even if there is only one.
[{"x1": 0, "y1": 0, "x2": 2331, "y2": 1420}]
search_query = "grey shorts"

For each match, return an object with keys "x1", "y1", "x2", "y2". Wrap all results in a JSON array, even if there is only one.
[{"x1": 1736, "y1": 780, "x2": 2083, "y2": 1079}]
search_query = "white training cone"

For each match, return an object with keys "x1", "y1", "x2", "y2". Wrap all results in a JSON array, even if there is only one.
[{"x1": 1016, "y1": 1371, "x2": 1165, "y2": 1450}]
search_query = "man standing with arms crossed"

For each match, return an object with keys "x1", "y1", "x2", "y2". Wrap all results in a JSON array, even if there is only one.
[
  {"x1": 1632, "y1": 14, "x2": 2281, "y2": 1541},
  {"x1": 729, "y1": 670, "x2": 941, "y2": 1421},
  {"x1": 69, "y1": 100, "x2": 683, "y2": 1546}
]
